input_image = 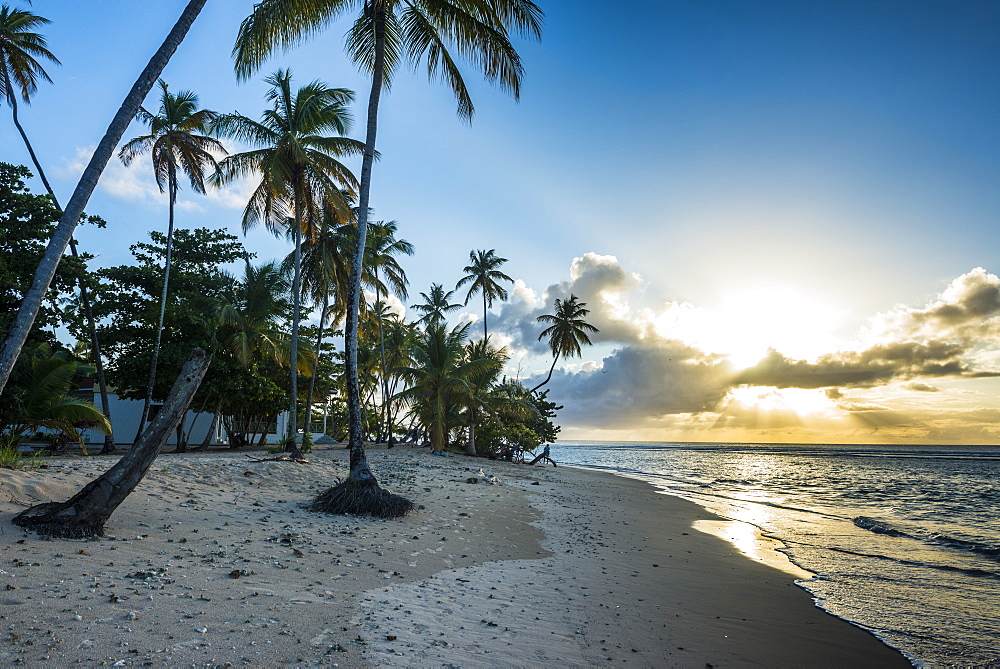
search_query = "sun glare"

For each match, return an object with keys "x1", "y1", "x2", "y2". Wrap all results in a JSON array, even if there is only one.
[
  {"x1": 727, "y1": 385, "x2": 835, "y2": 416},
  {"x1": 663, "y1": 287, "x2": 847, "y2": 368}
]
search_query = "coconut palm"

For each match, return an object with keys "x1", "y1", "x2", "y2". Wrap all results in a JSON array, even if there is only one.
[
  {"x1": 119, "y1": 79, "x2": 224, "y2": 440},
  {"x1": 0, "y1": 5, "x2": 118, "y2": 452},
  {"x1": 394, "y1": 322, "x2": 492, "y2": 452},
  {"x1": 0, "y1": 0, "x2": 207, "y2": 396},
  {"x1": 233, "y1": 0, "x2": 541, "y2": 515},
  {"x1": 292, "y1": 205, "x2": 354, "y2": 435},
  {"x1": 0, "y1": 4, "x2": 59, "y2": 197},
  {"x1": 456, "y1": 249, "x2": 513, "y2": 340},
  {"x1": 1, "y1": 344, "x2": 111, "y2": 455},
  {"x1": 366, "y1": 220, "x2": 412, "y2": 442},
  {"x1": 532, "y1": 294, "x2": 599, "y2": 392},
  {"x1": 412, "y1": 283, "x2": 462, "y2": 327},
  {"x1": 461, "y1": 337, "x2": 509, "y2": 456},
  {"x1": 211, "y1": 69, "x2": 362, "y2": 456}
]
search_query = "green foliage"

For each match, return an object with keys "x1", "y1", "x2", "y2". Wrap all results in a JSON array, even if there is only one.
[
  {"x1": 86, "y1": 227, "x2": 248, "y2": 403},
  {"x1": 0, "y1": 163, "x2": 93, "y2": 343},
  {"x1": 0, "y1": 343, "x2": 110, "y2": 454},
  {"x1": 475, "y1": 385, "x2": 562, "y2": 460}
]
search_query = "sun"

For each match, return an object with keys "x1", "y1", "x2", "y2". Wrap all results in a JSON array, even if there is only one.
[
  {"x1": 663, "y1": 286, "x2": 848, "y2": 369},
  {"x1": 726, "y1": 385, "x2": 835, "y2": 416}
]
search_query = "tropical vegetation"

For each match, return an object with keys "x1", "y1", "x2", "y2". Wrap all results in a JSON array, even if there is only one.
[{"x1": 0, "y1": 4, "x2": 606, "y2": 532}]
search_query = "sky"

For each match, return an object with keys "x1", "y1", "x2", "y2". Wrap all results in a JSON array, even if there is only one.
[{"x1": 4, "y1": 0, "x2": 1000, "y2": 444}]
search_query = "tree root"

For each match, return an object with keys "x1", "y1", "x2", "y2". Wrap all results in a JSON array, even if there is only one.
[
  {"x1": 309, "y1": 477, "x2": 414, "y2": 518},
  {"x1": 12, "y1": 500, "x2": 107, "y2": 539}
]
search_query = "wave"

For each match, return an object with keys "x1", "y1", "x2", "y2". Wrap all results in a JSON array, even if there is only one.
[
  {"x1": 853, "y1": 516, "x2": 909, "y2": 537},
  {"x1": 853, "y1": 516, "x2": 1000, "y2": 563},
  {"x1": 825, "y1": 545, "x2": 1000, "y2": 579}
]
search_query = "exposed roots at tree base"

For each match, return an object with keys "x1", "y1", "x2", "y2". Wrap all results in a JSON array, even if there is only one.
[
  {"x1": 309, "y1": 477, "x2": 414, "y2": 518},
  {"x1": 12, "y1": 502, "x2": 107, "y2": 539}
]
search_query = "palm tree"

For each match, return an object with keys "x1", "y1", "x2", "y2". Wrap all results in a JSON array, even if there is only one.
[
  {"x1": 456, "y1": 249, "x2": 513, "y2": 340},
  {"x1": 0, "y1": 0, "x2": 208, "y2": 396},
  {"x1": 293, "y1": 205, "x2": 354, "y2": 436},
  {"x1": 1, "y1": 344, "x2": 111, "y2": 455},
  {"x1": 461, "y1": 337, "x2": 507, "y2": 456},
  {"x1": 0, "y1": 4, "x2": 59, "y2": 198},
  {"x1": 211, "y1": 69, "x2": 362, "y2": 456},
  {"x1": 394, "y1": 322, "x2": 492, "y2": 453},
  {"x1": 0, "y1": 5, "x2": 117, "y2": 453},
  {"x1": 412, "y1": 283, "x2": 463, "y2": 327},
  {"x1": 366, "y1": 220, "x2": 412, "y2": 443},
  {"x1": 233, "y1": 0, "x2": 541, "y2": 513},
  {"x1": 119, "y1": 80, "x2": 224, "y2": 441},
  {"x1": 532, "y1": 294, "x2": 599, "y2": 392}
]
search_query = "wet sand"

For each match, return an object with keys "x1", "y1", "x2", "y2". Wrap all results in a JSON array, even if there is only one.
[{"x1": 0, "y1": 446, "x2": 908, "y2": 666}]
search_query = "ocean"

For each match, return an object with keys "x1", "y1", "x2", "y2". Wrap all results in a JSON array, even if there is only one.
[{"x1": 555, "y1": 441, "x2": 1000, "y2": 668}]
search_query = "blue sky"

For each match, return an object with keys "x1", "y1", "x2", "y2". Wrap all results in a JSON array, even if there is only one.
[{"x1": 5, "y1": 1, "x2": 1000, "y2": 443}]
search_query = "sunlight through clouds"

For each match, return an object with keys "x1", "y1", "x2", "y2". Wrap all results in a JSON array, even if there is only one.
[{"x1": 497, "y1": 254, "x2": 1000, "y2": 443}]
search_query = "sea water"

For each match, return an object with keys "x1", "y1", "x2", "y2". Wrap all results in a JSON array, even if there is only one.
[{"x1": 555, "y1": 441, "x2": 1000, "y2": 667}]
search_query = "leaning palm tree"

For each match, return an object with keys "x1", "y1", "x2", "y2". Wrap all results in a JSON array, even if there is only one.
[
  {"x1": 532, "y1": 294, "x2": 599, "y2": 392},
  {"x1": 119, "y1": 79, "x2": 224, "y2": 441},
  {"x1": 0, "y1": 0, "x2": 208, "y2": 396},
  {"x1": 456, "y1": 249, "x2": 513, "y2": 340},
  {"x1": 366, "y1": 220, "x2": 412, "y2": 443},
  {"x1": 412, "y1": 283, "x2": 463, "y2": 327},
  {"x1": 211, "y1": 69, "x2": 362, "y2": 457},
  {"x1": 233, "y1": 0, "x2": 541, "y2": 516},
  {"x1": 0, "y1": 5, "x2": 117, "y2": 452}
]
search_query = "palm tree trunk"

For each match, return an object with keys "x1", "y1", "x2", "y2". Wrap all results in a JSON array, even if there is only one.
[
  {"x1": 12, "y1": 348, "x2": 210, "y2": 538},
  {"x1": 530, "y1": 352, "x2": 561, "y2": 393},
  {"x1": 465, "y1": 409, "x2": 477, "y2": 456},
  {"x1": 344, "y1": 6, "x2": 386, "y2": 481},
  {"x1": 483, "y1": 292, "x2": 488, "y2": 341},
  {"x1": 286, "y1": 205, "x2": 304, "y2": 460},
  {"x1": 303, "y1": 296, "x2": 328, "y2": 435},
  {"x1": 134, "y1": 172, "x2": 178, "y2": 443},
  {"x1": 0, "y1": 0, "x2": 207, "y2": 396},
  {"x1": 198, "y1": 398, "x2": 222, "y2": 451},
  {"x1": 4, "y1": 69, "x2": 117, "y2": 453},
  {"x1": 374, "y1": 277, "x2": 391, "y2": 444}
]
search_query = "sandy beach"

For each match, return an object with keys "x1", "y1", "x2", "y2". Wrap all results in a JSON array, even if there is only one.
[{"x1": 0, "y1": 446, "x2": 909, "y2": 667}]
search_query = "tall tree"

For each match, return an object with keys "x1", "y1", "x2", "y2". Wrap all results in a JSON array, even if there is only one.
[
  {"x1": 412, "y1": 283, "x2": 462, "y2": 327},
  {"x1": 532, "y1": 294, "x2": 598, "y2": 392},
  {"x1": 212, "y1": 69, "x2": 362, "y2": 457},
  {"x1": 119, "y1": 79, "x2": 223, "y2": 441},
  {"x1": 0, "y1": 5, "x2": 117, "y2": 453},
  {"x1": 394, "y1": 321, "x2": 491, "y2": 453},
  {"x1": 291, "y1": 207, "x2": 353, "y2": 435},
  {"x1": 366, "y1": 219, "x2": 412, "y2": 443},
  {"x1": 0, "y1": 4, "x2": 59, "y2": 199},
  {"x1": 0, "y1": 0, "x2": 208, "y2": 395},
  {"x1": 233, "y1": 0, "x2": 541, "y2": 516},
  {"x1": 456, "y1": 248, "x2": 512, "y2": 340}
]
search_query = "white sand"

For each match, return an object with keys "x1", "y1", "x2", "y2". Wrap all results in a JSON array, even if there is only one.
[{"x1": 0, "y1": 446, "x2": 908, "y2": 667}]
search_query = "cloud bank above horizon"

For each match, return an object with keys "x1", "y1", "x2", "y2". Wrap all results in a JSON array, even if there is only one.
[{"x1": 494, "y1": 255, "x2": 1000, "y2": 444}]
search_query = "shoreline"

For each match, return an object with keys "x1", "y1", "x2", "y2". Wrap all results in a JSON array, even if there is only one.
[{"x1": 0, "y1": 446, "x2": 909, "y2": 666}]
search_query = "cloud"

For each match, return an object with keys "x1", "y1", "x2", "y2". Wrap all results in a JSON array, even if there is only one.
[
  {"x1": 734, "y1": 339, "x2": 998, "y2": 389},
  {"x1": 494, "y1": 255, "x2": 1000, "y2": 439},
  {"x1": 541, "y1": 340, "x2": 734, "y2": 428},
  {"x1": 59, "y1": 143, "x2": 248, "y2": 212},
  {"x1": 870, "y1": 268, "x2": 1000, "y2": 343}
]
